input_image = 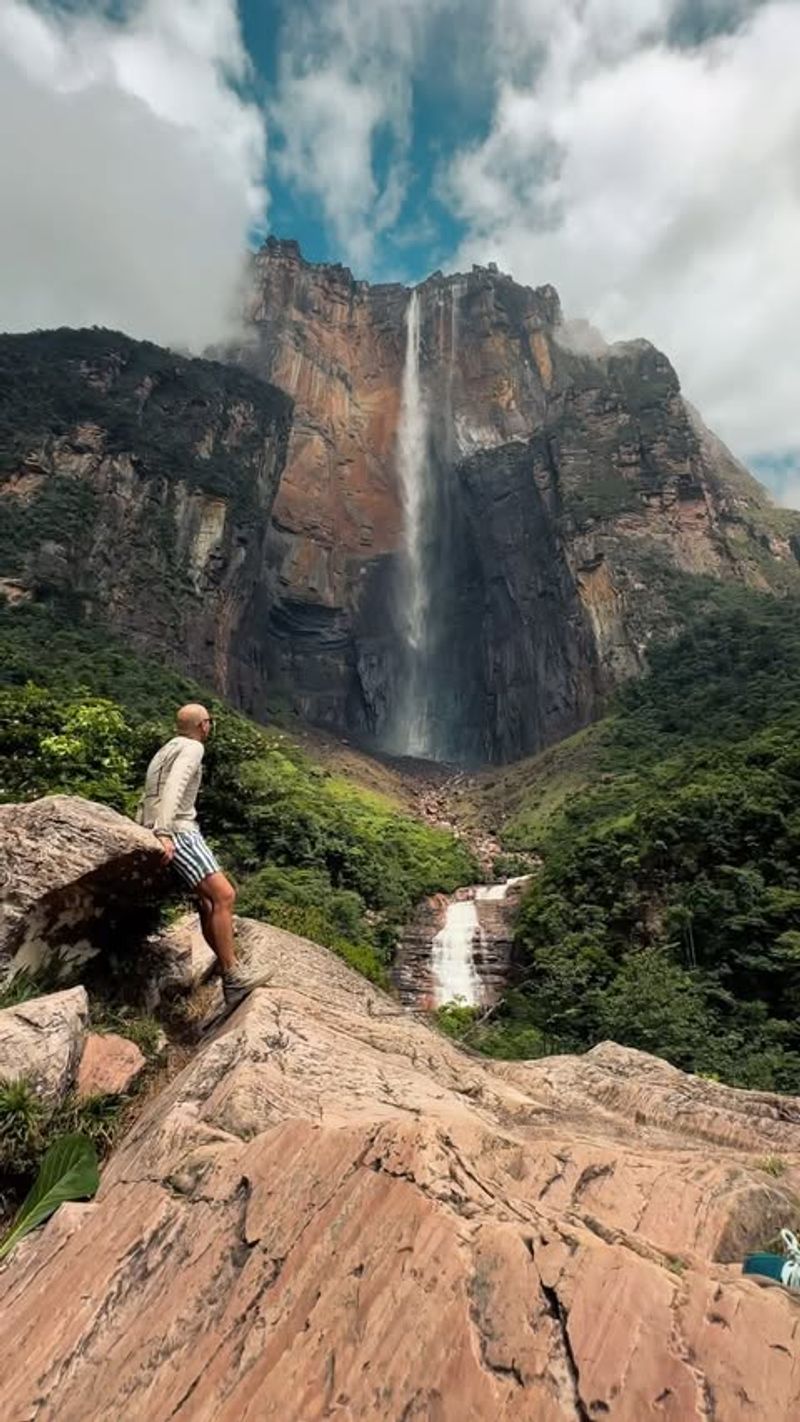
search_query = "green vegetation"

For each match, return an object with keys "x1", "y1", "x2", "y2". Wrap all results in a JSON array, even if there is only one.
[
  {"x1": 0, "y1": 1078, "x2": 123, "y2": 1185},
  {"x1": 0, "y1": 474, "x2": 99, "y2": 579},
  {"x1": 435, "y1": 994, "x2": 548, "y2": 1060},
  {"x1": 0, "y1": 603, "x2": 476, "y2": 984},
  {"x1": 0, "y1": 997, "x2": 160, "y2": 1217},
  {"x1": 88, "y1": 1006, "x2": 164, "y2": 1061},
  {"x1": 486, "y1": 588, "x2": 800, "y2": 1091},
  {"x1": 756, "y1": 1157, "x2": 787, "y2": 1178},
  {"x1": 0, "y1": 1133, "x2": 99, "y2": 1263},
  {"x1": 0, "y1": 327, "x2": 290, "y2": 493}
]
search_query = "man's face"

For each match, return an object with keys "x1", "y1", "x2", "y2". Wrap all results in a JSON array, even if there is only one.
[{"x1": 199, "y1": 713, "x2": 213, "y2": 742}]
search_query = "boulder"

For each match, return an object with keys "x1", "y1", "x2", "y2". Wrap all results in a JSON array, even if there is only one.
[
  {"x1": 142, "y1": 912, "x2": 217, "y2": 1005},
  {"x1": 0, "y1": 795, "x2": 165, "y2": 978},
  {"x1": 0, "y1": 986, "x2": 88, "y2": 1101},
  {"x1": 76, "y1": 1033, "x2": 146, "y2": 1101},
  {"x1": 2, "y1": 920, "x2": 800, "y2": 1419}
]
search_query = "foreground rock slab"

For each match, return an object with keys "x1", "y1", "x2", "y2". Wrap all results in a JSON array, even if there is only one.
[
  {"x1": 2, "y1": 920, "x2": 800, "y2": 1420},
  {"x1": 0, "y1": 795, "x2": 164, "y2": 976},
  {"x1": 0, "y1": 986, "x2": 88, "y2": 1101}
]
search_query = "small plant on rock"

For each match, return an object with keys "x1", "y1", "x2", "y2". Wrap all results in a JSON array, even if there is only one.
[
  {"x1": 755, "y1": 1156, "x2": 787, "y2": 1178},
  {"x1": 0, "y1": 1079, "x2": 44, "y2": 1176}
]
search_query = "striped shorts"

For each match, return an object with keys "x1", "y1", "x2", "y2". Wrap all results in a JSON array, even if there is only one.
[{"x1": 171, "y1": 831, "x2": 221, "y2": 889}]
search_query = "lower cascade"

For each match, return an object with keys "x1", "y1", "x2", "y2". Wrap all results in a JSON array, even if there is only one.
[
  {"x1": 395, "y1": 876, "x2": 532, "y2": 1010},
  {"x1": 430, "y1": 899, "x2": 484, "y2": 1008}
]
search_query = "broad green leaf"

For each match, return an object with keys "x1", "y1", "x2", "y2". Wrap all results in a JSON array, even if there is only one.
[{"x1": 0, "y1": 1134, "x2": 99, "y2": 1263}]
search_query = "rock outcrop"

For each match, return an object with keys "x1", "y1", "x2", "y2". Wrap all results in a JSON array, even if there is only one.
[
  {"x1": 0, "y1": 985, "x2": 88, "y2": 1101},
  {"x1": 141, "y1": 911, "x2": 218, "y2": 1008},
  {"x1": 0, "y1": 327, "x2": 292, "y2": 707},
  {"x1": 3, "y1": 917, "x2": 800, "y2": 1419},
  {"x1": 0, "y1": 795, "x2": 164, "y2": 979},
  {"x1": 76, "y1": 1032, "x2": 146, "y2": 1101},
  {"x1": 230, "y1": 239, "x2": 800, "y2": 761}
]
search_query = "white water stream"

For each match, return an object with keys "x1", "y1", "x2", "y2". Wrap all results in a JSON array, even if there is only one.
[
  {"x1": 395, "y1": 288, "x2": 431, "y2": 756},
  {"x1": 431, "y1": 878, "x2": 531, "y2": 1008},
  {"x1": 431, "y1": 898, "x2": 484, "y2": 1007}
]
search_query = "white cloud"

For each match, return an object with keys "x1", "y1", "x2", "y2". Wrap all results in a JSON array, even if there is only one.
[
  {"x1": 270, "y1": 0, "x2": 451, "y2": 268},
  {"x1": 0, "y1": 0, "x2": 266, "y2": 351},
  {"x1": 447, "y1": 0, "x2": 800, "y2": 466}
]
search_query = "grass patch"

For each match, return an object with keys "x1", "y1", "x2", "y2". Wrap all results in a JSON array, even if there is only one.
[
  {"x1": 0, "y1": 1078, "x2": 130, "y2": 1197},
  {"x1": 755, "y1": 1157, "x2": 787, "y2": 1179}
]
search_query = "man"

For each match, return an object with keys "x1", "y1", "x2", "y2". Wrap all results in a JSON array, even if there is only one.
[{"x1": 139, "y1": 703, "x2": 269, "y2": 1008}]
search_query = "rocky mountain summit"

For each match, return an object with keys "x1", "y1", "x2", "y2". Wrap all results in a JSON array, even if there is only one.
[
  {"x1": 2, "y1": 796, "x2": 800, "y2": 1419},
  {"x1": 230, "y1": 238, "x2": 800, "y2": 760},
  {"x1": 2, "y1": 249, "x2": 799, "y2": 765}
]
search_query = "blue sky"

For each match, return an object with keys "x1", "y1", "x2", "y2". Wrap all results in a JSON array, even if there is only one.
[
  {"x1": 239, "y1": 0, "x2": 480, "y2": 279},
  {"x1": 1, "y1": 0, "x2": 799, "y2": 498}
]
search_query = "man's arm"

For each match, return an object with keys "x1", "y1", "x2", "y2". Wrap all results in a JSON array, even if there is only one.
[{"x1": 154, "y1": 740, "x2": 204, "y2": 851}]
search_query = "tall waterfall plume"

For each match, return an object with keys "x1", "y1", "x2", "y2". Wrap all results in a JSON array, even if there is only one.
[{"x1": 395, "y1": 289, "x2": 432, "y2": 756}]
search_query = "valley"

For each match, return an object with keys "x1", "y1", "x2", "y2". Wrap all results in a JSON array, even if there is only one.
[{"x1": 3, "y1": 239, "x2": 800, "y2": 1418}]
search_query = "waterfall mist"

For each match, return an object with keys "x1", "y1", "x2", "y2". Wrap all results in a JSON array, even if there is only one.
[
  {"x1": 392, "y1": 289, "x2": 434, "y2": 757},
  {"x1": 389, "y1": 279, "x2": 478, "y2": 763}
]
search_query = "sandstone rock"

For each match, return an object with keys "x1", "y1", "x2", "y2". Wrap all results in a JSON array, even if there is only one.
[
  {"x1": 228, "y1": 238, "x2": 800, "y2": 760},
  {"x1": 0, "y1": 795, "x2": 164, "y2": 977},
  {"x1": 76, "y1": 1033, "x2": 146, "y2": 1101},
  {"x1": 3, "y1": 919, "x2": 800, "y2": 1419},
  {"x1": 4, "y1": 263, "x2": 798, "y2": 766},
  {"x1": 143, "y1": 912, "x2": 217, "y2": 1004},
  {"x1": 0, "y1": 986, "x2": 88, "y2": 1101}
]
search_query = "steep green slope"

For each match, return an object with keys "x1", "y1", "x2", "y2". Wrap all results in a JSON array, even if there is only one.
[
  {"x1": 470, "y1": 587, "x2": 800, "y2": 1089},
  {"x1": 0, "y1": 604, "x2": 476, "y2": 984}
]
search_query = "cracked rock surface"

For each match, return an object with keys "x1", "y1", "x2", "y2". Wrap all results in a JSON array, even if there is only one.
[{"x1": 2, "y1": 919, "x2": 800, "y2": 1419}]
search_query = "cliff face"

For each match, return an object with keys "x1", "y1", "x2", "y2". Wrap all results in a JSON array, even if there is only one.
[
  {"x1": 4, "y1": 258, "x2": 798, "y2": 765},
  {"x1": 233, "y1": 238, "x2": 800, "y2": 762},
  {"x1": 0, "y1": 328, "x2": 292, "y2": 707}
]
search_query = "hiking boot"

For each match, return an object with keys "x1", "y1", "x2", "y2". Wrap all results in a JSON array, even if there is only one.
[
  {"x1": 743, "y1": 1229, "x2": 800, "y2": 1293},
  {"x1": 222, "y1": 960, "x2": 272, "y2": 1009}
]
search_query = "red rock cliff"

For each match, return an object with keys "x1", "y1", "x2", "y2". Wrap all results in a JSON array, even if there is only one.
[{"x1": 233, "y1": 238, "x2": 800, "y2": 762}]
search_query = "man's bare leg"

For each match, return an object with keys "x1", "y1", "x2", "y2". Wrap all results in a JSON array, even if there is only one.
[
  {"x1": 197, "y1": 892, "x2": 214, "y2": 950},
  {"x1": 194, "y1": 872, "x2": 236, "y2": 974}
]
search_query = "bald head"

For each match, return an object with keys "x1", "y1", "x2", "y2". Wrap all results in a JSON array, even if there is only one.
[{"x1": 176, "y1": 703, "x2": 212, "y2": 741}]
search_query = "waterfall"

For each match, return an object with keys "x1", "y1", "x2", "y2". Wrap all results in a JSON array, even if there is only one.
[
  {"x1": 391, "y1": 280, "x2": 466, "y2": 761},
  {"x1": 395, "y1": 289, "x2": 432, "y2": 756},
  {"x1": 430, "y1": 876, "x2": 533, "y2": 1007},
  {"x1": 431, "y1": 899, "x2": 484, "y2": 1007}
]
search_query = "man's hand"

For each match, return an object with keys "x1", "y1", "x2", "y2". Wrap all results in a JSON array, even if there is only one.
[{"x1": 155, "y1": 833, "x2": 175, "y2": 864}]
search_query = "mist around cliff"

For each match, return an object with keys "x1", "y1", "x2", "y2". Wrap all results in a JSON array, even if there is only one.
[{"x1": 0, "y1": 0, "x2": 263, "y2": 352}]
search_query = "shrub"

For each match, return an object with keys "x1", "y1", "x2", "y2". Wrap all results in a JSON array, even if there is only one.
[{"x1": 509, "y1": 590, "x2": 800, "y2": 1090}]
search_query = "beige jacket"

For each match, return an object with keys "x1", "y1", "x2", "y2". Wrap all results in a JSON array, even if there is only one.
[{"x1": 138, "y1": 736, "x2": 205, "y2": 837}]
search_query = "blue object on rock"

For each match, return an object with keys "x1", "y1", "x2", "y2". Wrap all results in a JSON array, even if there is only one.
[{"x1": 743, "y1": 1229, "x2": 800, "y2": 1293}]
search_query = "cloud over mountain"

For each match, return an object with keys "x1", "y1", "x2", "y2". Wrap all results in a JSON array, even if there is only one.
[{"x1": 0, "y1": 0, "x2": 265, "y2": 350}]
